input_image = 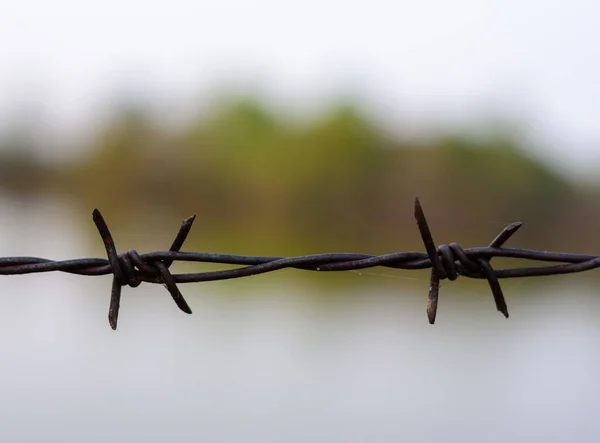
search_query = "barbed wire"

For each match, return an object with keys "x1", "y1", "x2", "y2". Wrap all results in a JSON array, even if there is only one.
[{"x1": 1, "y1": 198, "x2": 598, "y2": 329}]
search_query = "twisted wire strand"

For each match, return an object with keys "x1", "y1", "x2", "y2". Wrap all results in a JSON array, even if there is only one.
[{"x1": 1, "y1": 198, "x2": 599, "y2": 329}]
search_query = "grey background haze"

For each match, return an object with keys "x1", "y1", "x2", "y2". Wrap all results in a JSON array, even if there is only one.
[{"x1": 1, "y1": 0, "x2": 599, "y2": 176}]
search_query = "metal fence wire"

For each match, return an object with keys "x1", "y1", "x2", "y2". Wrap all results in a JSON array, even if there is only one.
[{"x1": 1, "y1": 198, "x2": 598, "y2": 330}]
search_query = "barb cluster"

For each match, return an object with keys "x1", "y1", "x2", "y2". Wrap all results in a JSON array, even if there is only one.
[{"x1": 1, "y1": 198, "x2": 599, "y2": 329}]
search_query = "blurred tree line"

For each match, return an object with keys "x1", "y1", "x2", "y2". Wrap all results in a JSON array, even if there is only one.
[{"x1": 0, "y1": 96, "x2": 598, "y2": 255}]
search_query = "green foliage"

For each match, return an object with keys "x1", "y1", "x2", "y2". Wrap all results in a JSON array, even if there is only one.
[
  {"x1": 0, "y1": 95, "x2": 590, "y2": 253},
  {"x1": 0, "y1": 131, "x2": 54, "y2": 193}
]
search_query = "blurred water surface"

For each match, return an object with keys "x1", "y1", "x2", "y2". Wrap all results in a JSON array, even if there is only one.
[{"x1": 0, "y1": 192, "x2": 599, "y2": 443}]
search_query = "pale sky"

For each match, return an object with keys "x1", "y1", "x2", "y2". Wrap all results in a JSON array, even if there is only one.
[{"x1": 0, "y1": 0, "x2": 599, "y2": 178}]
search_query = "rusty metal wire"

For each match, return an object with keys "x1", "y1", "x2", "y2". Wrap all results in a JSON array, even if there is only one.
[{"x1": 1, "y1": 198, "x2": 598, "y2": 329}]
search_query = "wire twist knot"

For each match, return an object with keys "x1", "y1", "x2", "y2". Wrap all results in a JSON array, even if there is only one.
[
  {"x1": 414, "y1": 199, "x2": 521, "y2": 323},
  {"x1": 92, "y1": 209, "x2": 195, "y2": 330}
]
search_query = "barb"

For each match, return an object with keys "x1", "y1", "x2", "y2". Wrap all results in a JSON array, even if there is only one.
[{"x1": 1, "y1": 198, "x2": 598, "y2": 329}]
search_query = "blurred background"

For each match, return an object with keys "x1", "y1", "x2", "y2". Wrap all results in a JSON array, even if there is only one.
[{"x1": 1, "y1": 1, "x2": 599, "y2": 442}]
